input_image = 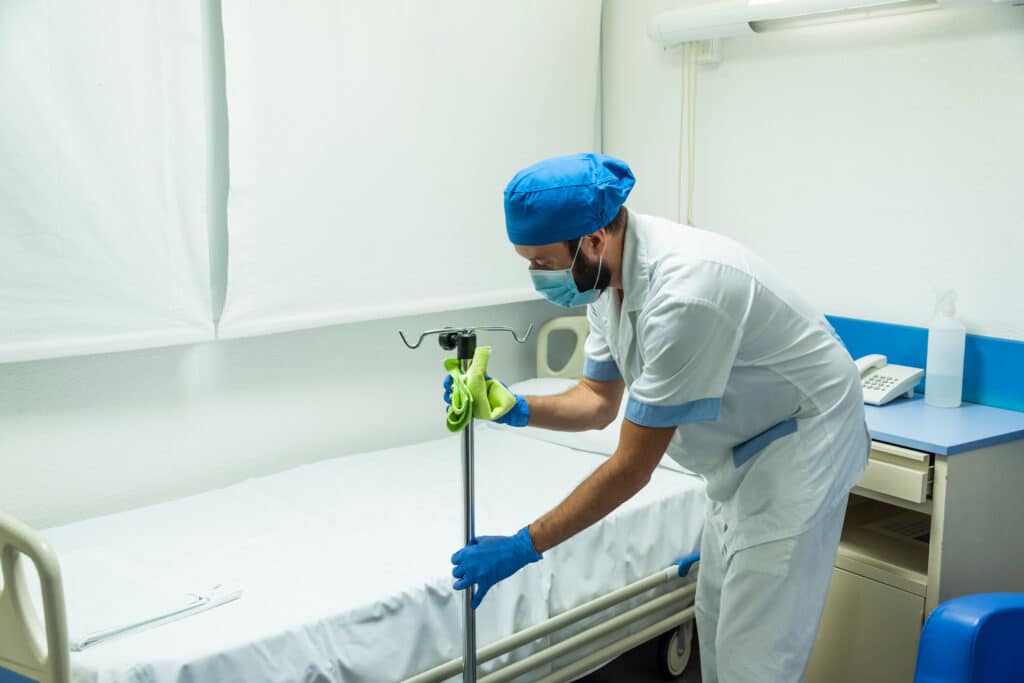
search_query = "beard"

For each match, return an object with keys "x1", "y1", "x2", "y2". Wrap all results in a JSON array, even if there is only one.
[{"x1": 572, "y1": 249, "x2": 610, "y2": 294}]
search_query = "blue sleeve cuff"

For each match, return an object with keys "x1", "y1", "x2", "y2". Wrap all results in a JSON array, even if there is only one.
[
  {"x1": 625, "y1": 397, "x2": 721, "y2": 428},
  {"x1": 583, "y1": 357, "x2": 622, "y2": 382}
]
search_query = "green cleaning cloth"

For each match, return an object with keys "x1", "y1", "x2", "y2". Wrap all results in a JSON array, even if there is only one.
[
  {"x1": 445, "y1": 363, "x2": 473, "y2": 433},
  {"x1": 443, "y1": 345, "x2": 518, "y2": 432}
]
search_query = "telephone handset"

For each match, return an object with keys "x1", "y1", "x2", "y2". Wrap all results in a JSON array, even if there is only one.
[{"x1": 855, "y1": 354, "x2": 924, "y2": 406}]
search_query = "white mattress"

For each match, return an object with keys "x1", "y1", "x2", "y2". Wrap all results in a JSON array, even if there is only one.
[{"x1": 43, "y1": 426, "x2": 706, "y2": 683}]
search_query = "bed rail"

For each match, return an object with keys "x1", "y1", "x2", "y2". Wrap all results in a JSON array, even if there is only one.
[
  {"x1": 403, "y1": 554, "x2": 700, "y2": 683},
  {"x1": 0, "y1": 508, "x2": 69, "y2": 683}
]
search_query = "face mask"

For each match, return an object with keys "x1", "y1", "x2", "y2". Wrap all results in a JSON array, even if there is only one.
[{"x1": 530, "y1": 240, "x2": 604, "y2": 308}]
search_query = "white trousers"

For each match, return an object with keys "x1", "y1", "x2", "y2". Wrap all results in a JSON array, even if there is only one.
[{"x1": 695, "y1": 496, "x2": 848, "y2": 683}]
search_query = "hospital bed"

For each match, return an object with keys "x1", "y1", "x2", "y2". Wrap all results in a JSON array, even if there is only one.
[{"x1": 0, "y1": 316, "x2": 706, "y2": 683}]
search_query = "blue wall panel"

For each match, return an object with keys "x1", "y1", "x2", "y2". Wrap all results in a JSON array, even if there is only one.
[
  {"x1": 827, "y1": 315, "x2": 1024, "y2": 412},
  {"x1": 0, "y1": 668, "x2": 39, "y2": 683}
]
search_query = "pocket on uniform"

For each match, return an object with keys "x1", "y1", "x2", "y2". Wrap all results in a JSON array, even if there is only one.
[{"x1": 732, "y1": 419, "x2": 798, "y2": 468}]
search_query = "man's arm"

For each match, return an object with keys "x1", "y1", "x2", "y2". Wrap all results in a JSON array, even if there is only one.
[
  {"x1": 524, "y1": 377, "x2": 625, "y2": 432},
  {"x1": 527, "y1": 419, "x2": 677, "y2": 553}
]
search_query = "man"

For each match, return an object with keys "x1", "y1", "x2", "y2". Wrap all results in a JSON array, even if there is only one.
[{"x1": 445, "y1": 153, "x2": 869, "y2": 682}]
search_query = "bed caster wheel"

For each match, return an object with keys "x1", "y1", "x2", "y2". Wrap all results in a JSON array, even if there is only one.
[{"x1": 657, "y1": 621, "x2": 694, "y2": 679}]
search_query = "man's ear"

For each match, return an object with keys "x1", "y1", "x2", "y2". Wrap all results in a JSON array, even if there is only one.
[{"x1": 585, "y1": 229, "x2": 606, "y2": 256}]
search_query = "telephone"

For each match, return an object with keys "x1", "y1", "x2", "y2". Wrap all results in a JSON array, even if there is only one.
[{"x1": 855, "y1": 354, "x2": 924, "y2": 406}]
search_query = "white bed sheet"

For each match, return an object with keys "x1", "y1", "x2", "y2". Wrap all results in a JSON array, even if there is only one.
[{"x1": 44, "y1": 428, "x2": 706, "y2": 683}]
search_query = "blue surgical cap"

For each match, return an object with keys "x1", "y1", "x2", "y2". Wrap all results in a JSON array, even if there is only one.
[{"x1": 504, "y1": 153, "x2": 635, "y2": 246}]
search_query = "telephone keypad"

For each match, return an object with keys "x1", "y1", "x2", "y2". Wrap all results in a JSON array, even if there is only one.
[{"x1": 865, "y1": 375, "x2": 898, "y2": 391}]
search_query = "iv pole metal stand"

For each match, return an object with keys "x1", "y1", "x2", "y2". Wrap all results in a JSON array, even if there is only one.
[{"x1": 399, "y1": 324, "x2": 534, "y2": 683}]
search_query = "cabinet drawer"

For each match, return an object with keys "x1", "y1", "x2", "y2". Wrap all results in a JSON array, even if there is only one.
[{"x1": 857, "y1": 444, "x2": 932, "y2": 504}]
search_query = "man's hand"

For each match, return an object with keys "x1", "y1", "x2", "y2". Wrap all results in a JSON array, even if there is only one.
[
  {"x1": 451, "y1": 526, "x2": 542, "y2": 609},
  {"x1": 443, "y1": 374, "x2": 530, "y2": 426}
]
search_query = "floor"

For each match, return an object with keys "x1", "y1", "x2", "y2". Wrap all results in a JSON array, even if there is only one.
[{"x1": 577, "y1": 634, "x2": 703, "y2": 683}]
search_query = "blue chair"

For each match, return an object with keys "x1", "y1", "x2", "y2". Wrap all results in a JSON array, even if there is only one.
[{"x1": 915, "y1": 593, "x2": 1024, "y2": 683}]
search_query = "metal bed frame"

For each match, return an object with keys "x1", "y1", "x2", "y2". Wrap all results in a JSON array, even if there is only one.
[
  {"x1": 0, "y1": 316, "x2": 700, "y2": 683},
  {"x1": 401, "y1": 555, "x2": 699, "y2": 683}
]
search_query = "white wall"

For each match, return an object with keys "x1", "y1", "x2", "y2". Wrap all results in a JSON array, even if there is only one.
[
  {"x1": 9, "y1": 2, "x2": 1021, "y2": 531},
  {"x1": 0, "y1": 1, "x2": 575, "y2": 530},
  {"x1": 0, "y1": 300, "x2": 555, "y2": 529},
  {"x1": 603, "y1": 2, "x2": 1024, "y2": 339},
  {"x1": 603, "y1": 0, "x2": 688, "y2": 223},
  {"x1": 215, "y1": 1, "x2": 601, "y2": 339}
]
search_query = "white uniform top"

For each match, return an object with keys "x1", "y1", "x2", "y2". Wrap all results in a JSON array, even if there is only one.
[{"x1": 584, "y1": 210, "x2": 869, "y2": 554}]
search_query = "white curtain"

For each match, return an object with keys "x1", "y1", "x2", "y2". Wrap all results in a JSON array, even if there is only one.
[
  {"x1": 218, "y1": 1, "x2": 602, "y2": 338},
  {"x1": 0, "y1": 1, "x2": 214, "y2": 363}
]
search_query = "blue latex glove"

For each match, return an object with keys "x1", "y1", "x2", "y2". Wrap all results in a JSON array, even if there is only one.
[
  {"x1": 442, "y1": 375, "x2": 530, "y2": 427},
  {"x1": 452, "y1": 526, "x2": 542, "y2": 609},
  {"x1": 442, "y1": 373, "x2": 456, "y2": 408},
  {"x1": 494, "y1": 391, "x2": 529, "y2": 427}
]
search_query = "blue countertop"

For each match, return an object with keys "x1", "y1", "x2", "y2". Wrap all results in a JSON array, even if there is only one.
[{"x1": 865, "y1": 395, "x2": 1024, "y2": 455}]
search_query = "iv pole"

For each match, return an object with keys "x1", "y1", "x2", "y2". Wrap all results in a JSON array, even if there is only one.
[{"x1": 399, "y1": 324, "x2": 533, "y2": 683}]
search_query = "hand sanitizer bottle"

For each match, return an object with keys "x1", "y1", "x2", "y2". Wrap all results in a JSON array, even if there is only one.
[{"x1": 925, "y1": 290, "x2": 966, "y2": 408}]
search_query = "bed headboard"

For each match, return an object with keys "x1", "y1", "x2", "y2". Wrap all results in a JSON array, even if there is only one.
[
  {"x1": 536, "y1": 316, "x2": 590, "y2": 379},
  {"x1": 0, "y1": 509, "x2": 69, "y2": 683}
]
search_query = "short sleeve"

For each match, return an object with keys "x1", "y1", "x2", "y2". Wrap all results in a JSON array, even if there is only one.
[
  {"x1": 625, "y1": 295, "x2": 742, "y2": 428},
  {"x1": 583, "y1": 297, "x2": 621, "y2": 382}
]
